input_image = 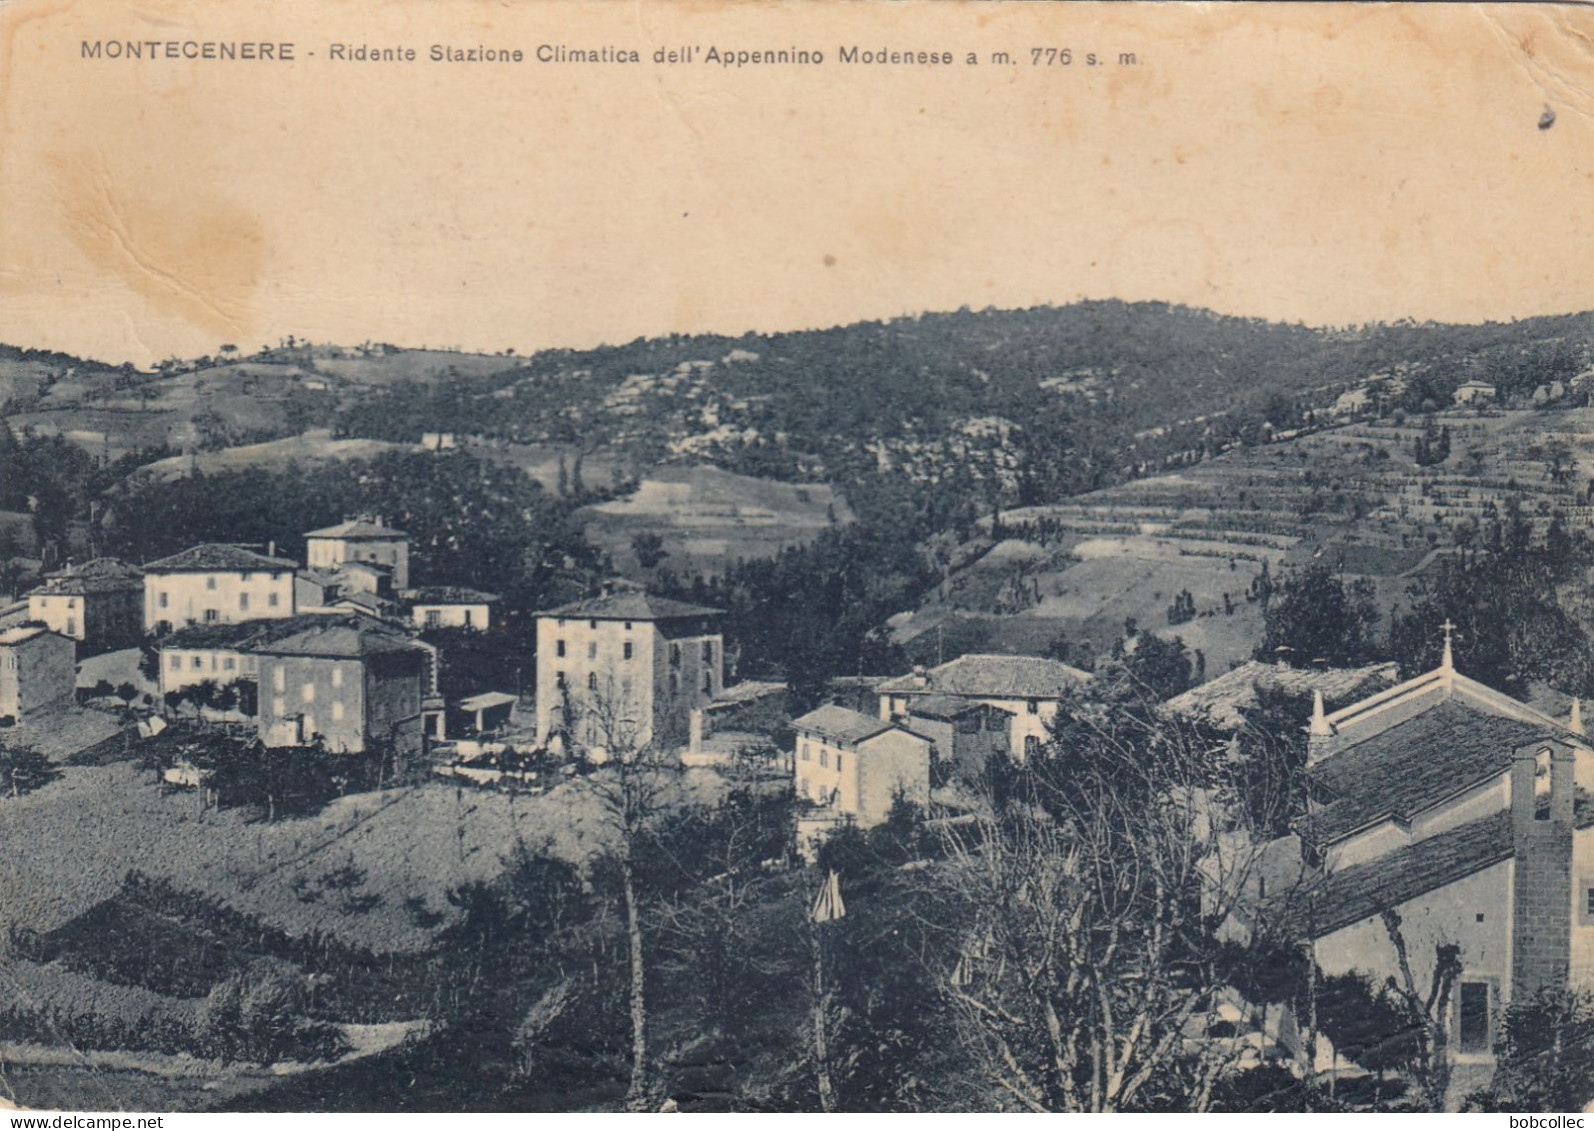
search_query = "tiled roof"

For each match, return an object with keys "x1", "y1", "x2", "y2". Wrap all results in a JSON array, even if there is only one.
[
  {"x1": 540, "y1": 591, "x2": 723, "y2": 621},
  {"x1": 0, "y1": 625, "x2": 59, "y2": 646},
  {"x1": 402, "y1": 586, "x2": 501, "y2": 604},
  {"x1": 791, "y1": 704, "x2": 895, "y2": 746},
  {"x1": 30, "y1": 558, "x2": 144, "y2": 596},
  {"x1": 158, "y1": 614, "x2": 347, "y2": 652},
  {"x1": 249, "y1": 618, "x2": 423, "y2": 659},
  {"x1": 907, "y1": 693, "x2": 1014, "y2": 721},
  {"x1": 1307, "y1": 700, "x2": 1562, "y2": 843},
  {"x1": 876, "y1": 654, "x2": 1091, "y2": 700},
  {"x1": 304, "y1": 518, "x2": 408, "y2": 540},
  {"x1": 144, "y1": 544, "x2": 298, "y2": 573},
  {"x1": 1291, "y1": 812, "x2": 1514, "y2": 938},
  {"x1": 1164, "y1": 660, "x2": 1398, "y2": 730}
]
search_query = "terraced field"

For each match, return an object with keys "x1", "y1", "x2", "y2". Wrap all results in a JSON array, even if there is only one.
[{"x1": 895, "y1": 406, "x2": 1594, "y2": 673}]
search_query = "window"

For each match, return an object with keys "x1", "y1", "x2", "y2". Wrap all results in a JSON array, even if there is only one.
[
  {"x1": 556, "y1": 671, "x2": 567, "y2": 689},
  {"x1": 425, "y1": 610, "x2": 441, "y2": 629},
  {"x1": 204, "y1": 609, "x2": 219, "y2": 623},
  {"x1": 332, "y1": 701, "x2": 345, "y2": 722},
  {"x1": 801, "y1": 742, "x2": 809, "y2": 762},
  {"x1": 272, "y1": 696, "x2": 285, "y2": 718},
  {"x1": 589, "y1": 619, "x2": 597, "y2": 630},
  {"x1": 588, "y1": 672, "x2": 598, "y2": 692},
  {"x1": 588, "y1": 641, "x2": 597, "y2": 660},
  {"x1": 835, "y1": 754, "x2": 843, "y2": 773},
  {"x1": 820, "y1": 749, "x2": 829, "y2": 768},
  {"x1": 303, "y1": 683, "x2": 315, "y2": 703},
  {"x1": 703, "y1": 671, "x2": 713, "y2": 694},
  {"x1": 206, "y1": 576, "x2": 217, "y2": 590},
  {"x1": 670, "y1": 644, "x2": 681, "y2": 667},
  {"x1": 159, "y1": 591, "x2": 169, "y2": 609},
  {"x1": 464, "y1": 609, "x2": 473, "y2": 628},
  {"x1": 1024, "y1": 734, "x2": 1040, "y2": 759},
  {"x1": 223, "y1": 657, "x2": 235, "y2": 671},
  {"x1": 1459, "y1": 982, "x2": 1492, "y2": 1055},
  {"x1": 268, "y1": 593, "x2": 280, "y2": 608},
  {"x1": 239, "y1": 593, "x2": 250, "y2": 611},
  {"x1": 273, "y1": 667, "x2": 286, "y2": 692},
  {"x1": 703, "y1": 640, "x2": 714, "y2": 664},
  {"x1": 624, "y1": 621, "x2": 633, "y2": 631},
  {"x1": 66, "y1": 618, "x2": 76, "y2": 636},
  {"x1": 191, "y1": 656, "x2": 202, "y2": 670},
  {"x1": 240, "y1": 572, "x2": 252, "y2": 582},
  {"x1": 623, "y1": 642, "x2": 633, "y2": 661},
  {"x1": 556, "y1": 639, "x2": 566, "y2": 658},
  {"x1": 170, "y1": 654, "x2": 181, "y2": 670},
  {"x1": 1026, "y1": 699, "x2": 1039, "y2": 715},
  {"x1": 1535, "y1": 748, "x2": 1553, "y2": 820},
  {"x1": 669, "y1": 673, "x2": 679, "y2": 694}
]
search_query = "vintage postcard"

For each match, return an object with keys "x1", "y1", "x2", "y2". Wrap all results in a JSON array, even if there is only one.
[{"x1": 3, "y1": 0, "x2": 1594, "y2": 1115}]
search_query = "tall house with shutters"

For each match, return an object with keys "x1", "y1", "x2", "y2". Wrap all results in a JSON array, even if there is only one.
[
  {"x1": 303, "y1": 517, "x2": 410, "y2": 591},
  {"x1": 142, "y1": 544, "x2": 299, "y2": 633},
  {"x1": 534, "y1": 588, "x2": 724, "y2": 755}
]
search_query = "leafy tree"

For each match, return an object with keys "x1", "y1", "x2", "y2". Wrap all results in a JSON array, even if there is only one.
[
  {"x1": 1471, "y1": 988, "x2": 1594, "y2": 1111},
  {"x1": 1257, "y1": 564, "x2": 1381, "y2": 668},
  {"x1": 0, "y1": 740, "x2": 56, "y2": 798},
  {"x1": 631, "y1": 532, "x2": 669, "y2": 570}
]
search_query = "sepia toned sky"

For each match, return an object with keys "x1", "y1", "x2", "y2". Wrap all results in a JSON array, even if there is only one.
[{"x1": 3, "y1": 0, "x2": 1594, "y2": 366}]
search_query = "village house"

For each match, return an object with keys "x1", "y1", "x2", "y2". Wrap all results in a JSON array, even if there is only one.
[
  {"x1": 1250, "y1": 630, "x2": 1594, "y2": 1087},
  {"x1": 533, "y1": 587, "x2": 724, "y2": 755},
  {"x1": 25, "y1": 557, "x2": 143, "y2": 652},
  {"x1": 143, "y1": 543, "x2": 298, "y2": 633},
  {"x1": 875, "y1": 653, "x2": 1091, "y2": 760},
  {"x1": 303, "y1": 516, "x2": 410, "y2": 591},
  {"x1": 252, "y1": 618, "x2": 432, "y2": 755},
  {"x1": 1453, "y1": 379, "x2": 1498, "y2": 406},
  {"x1": 1163, "y1": 658, "x2": 1398, "y2": 732},
  {"x1": 402, "y1": 586, "x2": 500, "y2": 631},
  {"x1": 792, "y1": 702, "x2": 933, "y2": 821},
  {"x1": 892, "y1": 694, "x2": 1012, "y2": 778},
  {"x1": 157, "y1": 621, "x2": 269, "y2": 698},
  {"x1": 0, "y1": 625, "x2": 75, "y2": 721}
]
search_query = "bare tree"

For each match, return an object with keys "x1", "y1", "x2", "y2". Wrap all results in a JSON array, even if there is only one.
[
  {"x1": 935, "y1": 708, "x2": 1266, "y2": 1111},
  {"x1": 1380, "y1": 909, "x2": 1461, "y2": 1111},
  {"x1": 572, "y1": 675, "x2": 687, "y2": 1111}
]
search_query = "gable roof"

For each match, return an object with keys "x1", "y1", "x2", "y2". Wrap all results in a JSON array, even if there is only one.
[
  {"x1": 790, "y1": 705, "x2": 933, "y2": 753},
  {"x1": 792, "y1": 704, "x2": 897, "y2": 746},
  {"x1": 876, "y1": 654, "x2": 1091, "y2": 700},
  {"x1": 1307, "y1": 699, "x2": 1566, "y2": 844},
  {"x1": 249, "y1": 618, "x2": 423, "y2": 659},
  {"x1": 144, "y1": 544, "x2": 299, "y2": 573},
  {"x1": 402, "y1": 586, "x2": 501, "y2": 605},
  {"x1": 1291, "y1": 812, "x2": 1515, "y2": 938},
  {"x1": 907, "y1": 693, "x2": 1015, "y2": 721},
  {"x1": 304, "y1": 518, "x2": 408, "y2": 540},
  {"x1": 0, "y1": 625, "x2": 63, "y2": 647},
  {"x1": 1164, "y1": 660, "x2": 1398, "y2": 731},
  {"x1": 29, "y1": 557, "x2": 144, "y2": 596},
  {"x1": 157, "y1": 613, "x2": 368, "y2": 653},
  {"x1": 539, "y1": 591, "x2": 723, "y2": 622}
]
